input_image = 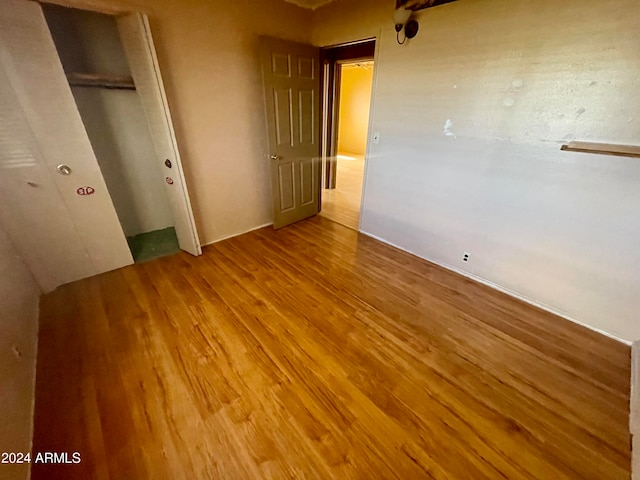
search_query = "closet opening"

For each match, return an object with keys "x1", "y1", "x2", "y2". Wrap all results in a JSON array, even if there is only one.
[{"x1": 43, "y1": 4, "x2": 179, "y2": 263}]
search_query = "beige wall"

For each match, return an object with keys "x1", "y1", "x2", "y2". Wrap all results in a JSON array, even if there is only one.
[
  {"x1": 312, "y1": 0, "x2": 387, "y2": 46},
  {"x1": 337, "y1": 63, "x2": 374, "y2": 155},
  {"x1": 45, "y1": 0, "x2": 313, "y2": 244},
  {"x1": 312, "y1": 0, "x2": 640, "y2": 342},
  {"x1": 0, "y1": 223, "x2": 40, "y2": 480}
]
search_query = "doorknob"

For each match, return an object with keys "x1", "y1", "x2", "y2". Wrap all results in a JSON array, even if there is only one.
[
  {"x1": 269, "y1": 154, "x2": 280, "y2": 161},
  {"x1": 57, "y1": 164, "x2": 72, "y2": 175}
]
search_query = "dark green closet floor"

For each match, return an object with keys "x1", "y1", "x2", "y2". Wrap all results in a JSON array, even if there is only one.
[{"x1": 127, "y1": 227, "x2": 179, "y2": 263}]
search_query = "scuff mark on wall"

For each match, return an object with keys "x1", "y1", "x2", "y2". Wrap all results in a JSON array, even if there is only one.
[
  {"x1": 444, "y1": 118, "x2": 456, "y2": 137},
  {"x1": 511, "y1": 79, "x2": 524, "y2": 89}
]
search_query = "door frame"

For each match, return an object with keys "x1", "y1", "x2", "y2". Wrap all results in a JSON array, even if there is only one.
[
  {"x1": 117, "y1": 13, "x2": 202, "y2": 255},
  {"x1": 320, "y1": 39, "x2": 376, "y2": 191}
]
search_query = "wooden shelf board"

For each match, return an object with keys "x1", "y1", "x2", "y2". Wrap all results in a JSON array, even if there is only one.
[
  {"x1": 66, "y1": 72, "x2": 135, "y2": 90},
  {"x1": 561, "y1": 141, "x2": 640, "y2": 159}
]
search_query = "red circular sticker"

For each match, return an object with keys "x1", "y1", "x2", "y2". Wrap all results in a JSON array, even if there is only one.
[
  {"x1": 166, "y1": 177, "x2": 174, "y2": 185},
  {"x1": 76, "y1": 186, "x2": 95, "y2": 196}
]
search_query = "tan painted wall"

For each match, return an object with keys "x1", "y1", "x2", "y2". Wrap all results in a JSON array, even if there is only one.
[
  {"x1": 44, "y1": 0, "x2": 313, "y2": 244},
  {"x1": 312, "y1": 0, "x2": 640, "y2": 342},
  {"x1": 312, "y1": 0, "x2": 387, "y2": 46},
  {"x1": 337, "y1": 63, "x2": 374, "y2": 155},
  {"x1": 0, "y1": 223, "x2": 40, "y2": 480}
]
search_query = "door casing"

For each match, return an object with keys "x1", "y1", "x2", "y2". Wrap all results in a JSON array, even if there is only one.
[
  {"x1": 117, "y1": 13, "x2": 202, "y2": 256},
  {"x1": 320, "y1": 39, "x2": 376, "y2": 190}
]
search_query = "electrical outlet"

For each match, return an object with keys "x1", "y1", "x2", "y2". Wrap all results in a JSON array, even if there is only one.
[
  {"x1": 373, "y1": 132, "x2": 380, "y2": 144},
  {"x1": 462, "y1": 252, "x2": 470, "y2": 262}
]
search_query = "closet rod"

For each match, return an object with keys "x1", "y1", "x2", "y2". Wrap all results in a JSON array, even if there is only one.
[{"x1": 66, "y1": 73, "x2": 136, "y2": 90}]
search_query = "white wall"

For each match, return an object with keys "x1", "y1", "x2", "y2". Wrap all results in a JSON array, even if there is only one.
[
  {"x1": 45, "y1": 5, "x2": 173, "y2": 237},
  {"x1": 0, "y1": 223, "x2": 40, "y2": 480},
  {"x1": 313, "y1": 0, "x2": 640, "y2": 342}
]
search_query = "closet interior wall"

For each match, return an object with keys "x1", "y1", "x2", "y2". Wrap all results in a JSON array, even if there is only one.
[{"x1": 43, "y1": 5, "x2": 173, "y2": 239}]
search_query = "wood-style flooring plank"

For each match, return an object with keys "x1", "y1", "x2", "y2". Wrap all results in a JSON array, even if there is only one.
[{"x1": 32, "y1": 216, "x2": 630, "y2": 479}]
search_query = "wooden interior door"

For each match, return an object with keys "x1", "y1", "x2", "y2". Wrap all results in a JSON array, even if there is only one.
[
  {"x1": 117, "y1": 14, "x2": 202, "y2": 256},
  {"x1": 0, "y1": 0, "x2": 133, "y2": 292},
  {"x1": 260, "y1": 37, "x2": 321, "y2": 229}
]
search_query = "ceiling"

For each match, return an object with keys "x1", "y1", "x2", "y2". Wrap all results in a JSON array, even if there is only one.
[
  {"x1": 342, "y1": 61, "x2": 374, "y2": 70},
  {"x1": 284, "y1": 0, "x2": 338, "y2": 10}
]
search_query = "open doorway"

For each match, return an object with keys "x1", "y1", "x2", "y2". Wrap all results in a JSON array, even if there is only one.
[{"x1": 320, "y1": 41, "x2": 375, "y2": 230}]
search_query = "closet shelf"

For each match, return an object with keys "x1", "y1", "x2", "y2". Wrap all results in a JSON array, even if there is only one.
[
  {"x1": 66, "y1": 72, "x2": 136, "y2": 90},
  {"x1": 561, "y1": 141, "x2": 640, "y2": 159}
]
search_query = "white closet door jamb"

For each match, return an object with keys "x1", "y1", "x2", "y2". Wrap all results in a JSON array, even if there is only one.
[{"x1": 117, "y1": 13, "x2": 201, "y2": 256}]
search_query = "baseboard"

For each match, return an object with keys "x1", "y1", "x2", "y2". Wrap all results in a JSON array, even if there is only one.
[
  {"x1": 632, "y1": 342, "x2": 640, "y2": 434},
  {"x1": 359, "y1": 229, "x2": 630, "y2": 346},
  {"x1": 203, "y1": 222, "x2": 273, "y2": 246}
]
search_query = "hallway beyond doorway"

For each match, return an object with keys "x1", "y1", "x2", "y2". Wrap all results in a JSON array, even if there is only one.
[
  {"x1": 319, "y1": 153, "x2": 364, "y2": 229},
  {"x1": 320, "y1": 56, "x2": 374, "y2": 230}
]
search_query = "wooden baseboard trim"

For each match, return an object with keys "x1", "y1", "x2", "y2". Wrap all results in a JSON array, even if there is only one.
[
  {"x1": 203, "y1": 222, "x2": 273, "y2": 247},
  {"x1": 561, "y1": 141, "x2": 640, "y2": 159}
]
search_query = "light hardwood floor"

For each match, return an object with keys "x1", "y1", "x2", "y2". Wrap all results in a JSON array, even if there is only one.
[
  {"x1": 319, "y1": 153, "x2": 364, "y2": 230},
  {"x1": 33, "y1": 216, "x2": 630, "y2": 479}
]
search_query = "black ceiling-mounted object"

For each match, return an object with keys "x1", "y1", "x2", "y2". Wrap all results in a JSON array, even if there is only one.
[{"x1": 394, "y1": 0, "x2": 458, "y2": 45}]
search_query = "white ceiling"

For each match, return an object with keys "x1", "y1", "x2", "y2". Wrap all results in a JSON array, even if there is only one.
[{"x1": 284, "y1": 0, "x2": 338, "y2": 10}]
